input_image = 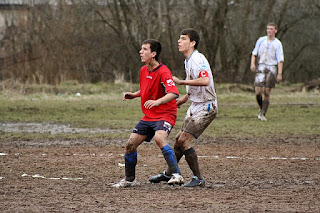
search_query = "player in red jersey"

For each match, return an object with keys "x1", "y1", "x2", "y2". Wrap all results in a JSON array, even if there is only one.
[{"x1": 113, "y1": 39, "x2": 184, "y2": 188}]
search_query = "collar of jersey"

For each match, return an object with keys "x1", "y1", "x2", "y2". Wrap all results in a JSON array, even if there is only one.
[
  {"x1": 186, "y1": 50, "x2": 198, "y2": 62},
  {"x1": 149, "y1": 63, "x2": 163, "y2": 73}
]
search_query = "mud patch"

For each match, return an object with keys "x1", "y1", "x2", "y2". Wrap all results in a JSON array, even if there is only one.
[
  {"x1": 0, "y1": 122, "x2": 130, "y2": 134},
  {"x1": 1, "y1": 137, "x2": 320, "y2": 212}
]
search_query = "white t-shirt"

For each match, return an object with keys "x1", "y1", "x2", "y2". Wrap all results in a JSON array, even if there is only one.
[
  {"x1": 184, "y1": 50, "x2": 217, "y2": 104},
  {"x1": 252, "y1": 36, "x2": 284, "y2": 66}
]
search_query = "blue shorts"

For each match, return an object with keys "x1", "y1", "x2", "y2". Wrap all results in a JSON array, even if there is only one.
[{"x1": 133, "y1": 120, "x2": 173, "y2": 142}]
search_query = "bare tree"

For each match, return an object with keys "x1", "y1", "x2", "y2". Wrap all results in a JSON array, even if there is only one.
[{"x1": 0, "y1": 0, "x2": 319, "y2": 84}]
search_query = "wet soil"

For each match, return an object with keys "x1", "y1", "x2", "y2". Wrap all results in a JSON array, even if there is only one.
[
  {"x1": 1, "y1": 135, "x2": 319, "y2": 212},
  {"x1": 0, "y1": 122, "x2": 130, "y2": 134}
]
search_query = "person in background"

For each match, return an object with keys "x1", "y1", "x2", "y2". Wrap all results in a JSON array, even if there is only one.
[{"x1": 251, "y1": 22, "x2": 284, "y2": 121}]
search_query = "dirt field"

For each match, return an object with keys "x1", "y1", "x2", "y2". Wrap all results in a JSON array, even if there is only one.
[{"x1": 1, "y1": 135, "x2": 319, "y2": 212}]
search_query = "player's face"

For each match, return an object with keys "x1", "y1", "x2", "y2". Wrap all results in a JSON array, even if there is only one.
[
  {"x1": 267, "y1": 25, "x2": 277, "y2": 37},
  {"x1": 178, "y1": 35, "x2": 194, "y2": 53},
  {"x1": 139, "y1": 43, "x2": 155, "y2": 63}
]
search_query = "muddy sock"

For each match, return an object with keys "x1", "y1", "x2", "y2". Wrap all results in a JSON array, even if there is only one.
[
  {"x1": 256, "y1": 94, "x2": 263, "y2": 110},
  {"x1": 162, "y1": 144, "x2": 180, "y2": 175},
  {"x1": 262, "y1": 100, "x2": 270, "y2": 115},
  {"x1": 124, "y1": 151, "x2": 137, "y2": 182},
  {"x1": 174, "y1": 145, "x2": 184, "y2": 163},
  {"x1": 166, "y1": 145, "x2": 183, "y2": 176},
  {"x1": 184, "y1": 147, "x2": 203, "y2": 180}
]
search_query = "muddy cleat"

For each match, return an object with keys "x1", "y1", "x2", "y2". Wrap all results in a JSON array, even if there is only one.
[
  {"x1": 258, "y1": 110, "x2": 267, "y2": 121},
  {"x1": 183, "y1": 176, "x2": 205, "y2": 187},
  {"x1": 257, "y1": 110, "x2": 262, "y2": 120},
  {"x1": 259, "y1": 114, "x2": 267, "y2": 121},
  {"x1": 167, "y1": 173, "x2": 184, "y2": 185},
  {"x1": 149, "y1": 171, "x2": 171, "y2": 183},
  {"x1": 112, "y1": 179, "x2": 137, "y2": 188}
]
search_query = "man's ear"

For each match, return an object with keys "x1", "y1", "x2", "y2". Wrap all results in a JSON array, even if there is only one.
[
  {"x1": 190, "y1": 40, "x2": 196, "y2": 48},
  {"x1": 151, "y1": 51, "x2": 157, "y2": 58}
]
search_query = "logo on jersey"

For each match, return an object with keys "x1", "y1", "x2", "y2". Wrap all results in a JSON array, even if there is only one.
[
  {"x1": 163, "y1": 122, "x2": 172, "y2": 132},
  {"x1": 166, "y1": 79, "x2": 175, "y2": 86},
  {"x1": 199, "y1": 70, "x2": 209, "y2": 77},
  {"x1": 146, "y1": 76, "x2": 152, "y2": 79}
]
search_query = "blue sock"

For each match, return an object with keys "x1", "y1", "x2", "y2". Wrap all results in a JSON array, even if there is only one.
[
  {"x1": 124, "y1": 151, "x2": 137, "y2": 182},
  {"x1": 161, "y1": 144, "x2": 180, "y2": 174}
]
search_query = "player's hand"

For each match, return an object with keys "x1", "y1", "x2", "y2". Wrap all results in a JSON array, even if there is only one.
[
  {"x1": 277, "y1": 74, "x2": 282, "y2": 82},
  {"x1": 144, "y1": 100, "x2": 160, "y2": 109},
  {"x1": 123, "y1": 92, "x2": 135, "y2": 101},
  {"x1": 176, "y1": 98, "x2": 183, "y2": 108},
  {"x1": 173, "y1": 76, "x2": 182, "y2": 85},
  {"x1": 250, "y1": 65, "x2": 256, "y2": 72}
]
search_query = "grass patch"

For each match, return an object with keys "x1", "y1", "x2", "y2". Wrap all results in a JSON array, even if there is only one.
[{"x1": 0, "y1": 82, "x2": 319, "y2": 141}]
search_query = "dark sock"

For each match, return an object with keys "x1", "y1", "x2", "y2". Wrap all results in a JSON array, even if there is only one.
[
  {"x1": 162, "y1": 144, "x2": 180, "y2": 175},
  {"x1": 124, "y1": 151, "x2": 137, "y2": 182},
  {"x1": 184, "y1": 147, "x2": 203, "y2": 180},
  {"x1": 174, "y1": 145, "x2": 184, "y2": 163},
  {"x1": 256, "y1": 95, "x2": 263, "y2": 110}
]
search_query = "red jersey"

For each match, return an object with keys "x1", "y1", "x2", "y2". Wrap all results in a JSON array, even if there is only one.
[{"x1": 139, "y1": 63, "x2": 179, "y2": 126}]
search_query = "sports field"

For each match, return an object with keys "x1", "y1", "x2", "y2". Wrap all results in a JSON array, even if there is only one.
[{"x1": 0, "y1": 83, "x2": 319, "y2": 212}]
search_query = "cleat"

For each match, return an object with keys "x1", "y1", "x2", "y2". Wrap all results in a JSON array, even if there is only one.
[
  {"x1": 257, "y1": 110, "x2": 262, "y2": 120},
  {"x1": 149, "y1": 171, "x2": 171, "y2": 183},
  {"x1": 167, "y1": 173, "x2": 184, "y2": 185},
  {"x1": 183, "y1": 176, "x2": 205, "y2": 187},
  {"x1": 112, "y1": 179, "x2": 137, "y2": 188},
  {"x1": 259, "y1": 114, "x2": 267, "y2": 121}
]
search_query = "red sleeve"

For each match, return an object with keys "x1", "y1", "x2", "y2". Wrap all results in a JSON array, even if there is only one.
[{"x1": 161, "y1": 69, "x2": 179, "y2": 95}]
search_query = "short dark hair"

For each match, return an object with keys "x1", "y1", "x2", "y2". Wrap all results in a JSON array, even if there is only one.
[
  {"x1": 180, "y1": 28, "x2": 200, "y2": 49},
  {"x1": 142, "y1": 39, "x2": 162, "y2": 61}
]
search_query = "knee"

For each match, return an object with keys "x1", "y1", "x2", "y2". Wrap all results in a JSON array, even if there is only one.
[
  {"x1": 125, "y1": 138, "x2": 136, "y2": 153},
  {"x1": 153, "y1": 134, "x2": 161, "y2": 143},
  {"x1": 175, "y1": 134, "x2": 186, "y2": 147}
]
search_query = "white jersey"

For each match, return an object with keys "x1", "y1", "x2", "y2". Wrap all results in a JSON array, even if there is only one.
[
  {"x1": 252, "y1": 36, "x2": 284, "y2": 66},
  {"x1": 185, "y1": 50, "x2": 217, "y2": 104}
]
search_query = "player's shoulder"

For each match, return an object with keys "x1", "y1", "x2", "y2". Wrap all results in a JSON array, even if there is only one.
[
  {"x1": 158, "y1": 63, "x2": 173, "y2": 74},
  {"x1": 274, "y1": 37, "x2": 283, "y2": 45},
  {"x1": 257, "y1": 36, "x2": 267, "y2": 43},
  {"x1": 190, "y1": 51, "x2": 210, "y2": 71},
  {"x1": 158, "y1": 63, "x2": 169, "y2": 71},
  {"x1": 190, "y1": 51, "x2": 208, "y2": 64}
]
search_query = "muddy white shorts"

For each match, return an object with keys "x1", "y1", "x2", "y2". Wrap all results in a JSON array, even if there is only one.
[
  {"x1": 254, "y1": 64, "x2": 277, "y2": 88},
  {"x1": 181, "y1": 101, "x2": 218, "y2": 138}
]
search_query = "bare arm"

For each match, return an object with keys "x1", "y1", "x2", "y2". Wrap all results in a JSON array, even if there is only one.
[
  {"x1": 173, "y1": 76, "x2": 210, "y2": 86},
  {"x1": 250, "y1": 55, "x2": 256, "y2": 72},
  {"x1": 277, "y1": 61, "x2": 283, "y2": 82},
  {"x1": 123, "y1": 90, "x2": 140, "y2": 101},
  {"x1": 176, "y1": 94, "x2": 188, "y2": 108},
  {"x1": 144, "y1": 93, "x2": 178, "y2": 109}
]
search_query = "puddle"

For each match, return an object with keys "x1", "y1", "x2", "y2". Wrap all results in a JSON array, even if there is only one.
[
  {"x1": 0, "y1": 122, "x2": 130, "y2": 134},
  {"x1": 21, "y1": 173, "x2": 83, "y2": 180}
]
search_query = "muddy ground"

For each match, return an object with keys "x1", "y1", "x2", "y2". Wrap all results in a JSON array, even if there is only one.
[{"x1": 1, "y1": 135, "x2": 319, "y2": 212}]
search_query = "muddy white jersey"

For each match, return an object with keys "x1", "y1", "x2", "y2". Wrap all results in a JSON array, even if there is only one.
[
  {"x1": 185, "y1": 50, "x2": 217, "y2": 104},
  {"x1": 252, "y1": 36, "x2": 284, "y2": 66}
]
